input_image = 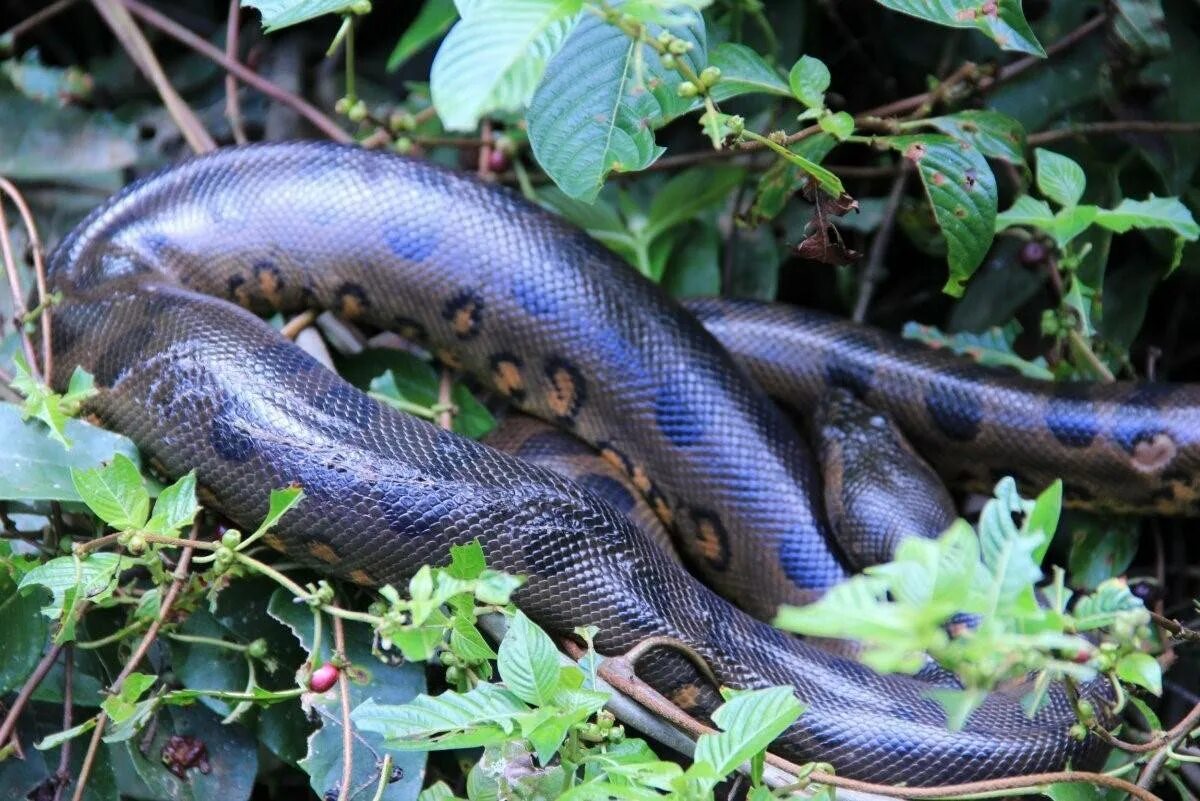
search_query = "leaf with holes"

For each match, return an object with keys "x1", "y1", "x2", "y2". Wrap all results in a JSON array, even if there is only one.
[
  {"x1": 889, "y1": 135, "x2": 997, "y2": 296},
  {"x1": 527, "y1": 6, "x2": 705, "y2": 200},
  {"x1": 872, "y1": 0, "x2": 1044, "y2": 56},
  {"x1": 431, "y1": 0, "x2": 582, "y2": 131},
  {"x1": 922, "y1": 110, "x2": 1027, "y2": 165}
]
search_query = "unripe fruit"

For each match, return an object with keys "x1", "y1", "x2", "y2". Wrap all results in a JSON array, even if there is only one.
[
  {"x1": 220, "y1": 529, "x2": 241, "y2": 549},
  {"x1": 309, "y1": 662, "x2": 339, "y2": 693},
  {"x1": 248, "y1": 639, "x2": 269, "y2": 660},
  {"x1": 699, "y1": 66, "x2": 721, "y2": 87},
  {"x1": 677, "y1": 82, "x2": 698, "y2": 98},
  {"x1": 347, "y1": 100, "x2": 368, "y2": 123}
]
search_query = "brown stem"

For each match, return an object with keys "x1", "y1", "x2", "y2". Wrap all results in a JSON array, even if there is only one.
[
  {"x1": 224, "y1": 0, "x2": 248, "y2": 145},
  {"x1": 2, "y1": 0, "x2": 82, "y2": 43},
  {"x1": 852, "y1": 163, "x2": 909, "y2": 323},
  {"x1": 1151, "y1": 610, "x2": 1200, "y2": 643},
  {"x1": 1137, "y1": 702, "x2": 1200, "y2": 788},
  {"x1": 1029, "y1": 120, "x2": 1200, "y2": 146},
  {"x1": 91, "y1": 0, "x2": 216, "y2": 154},
  {"x1": 52, "y1": 645, "x2": 74, "y2": 801},
  {"x1": 1091, "y1": 699, "x2": 1200, "y2": 756},
  {"x1": 280, "y1": 309, "x2": 317, "y2": 340},
  {"x1": 477, "y1": 119, "x2": 494, "y2": 178},
  {"x1": 0, "y1": 203, "x2": 40, "y2": 381},
  {"x1": 0, "y1": 177, "x2": 53, "y2": 381},
  {"x1": 333, "y1": 615, "x2": 354, "y2": 801},
  {"x1": 0, "y1": 642, "x2": 65, "y2": 754},
  {"x1": 437, "y1": 369, "x2": 453, "y2": 431},
  {"x1": 70, "y1": 524, "x2": 200, "y2": 801},
  {"x1": 120, "y1": 0, "x2": 352, "y2": 144}
]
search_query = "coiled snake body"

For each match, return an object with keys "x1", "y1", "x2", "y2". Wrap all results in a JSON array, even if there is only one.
[{"x1": 46, "y1": 142, "x2": 1197, "y2": 784}]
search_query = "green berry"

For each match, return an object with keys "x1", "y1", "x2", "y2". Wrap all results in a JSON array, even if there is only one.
[
  {"x1": 350, "y1": 0, "x2": 372, "y2": 14},
  {"x1": 659, "y1": 53, "x2": 676, "y2": 69},
  {"x1": 699, "y1": 66, "x2": 721, "y2": 87},
  {"x1": 247, "y1": 639, "x2": 269, "y2": 660},
  {"x1": 667, "y1": 39, "x2": 692, "y2": 55},
  {"x1": 347, "y1": 99, "x2": 368, "y2": 123},
  {"x1": 677, "y1": 81, "x2": 699, "y2": 98},
  {"x1": 220, "y1": 529, "x2": 242, "y2": 549},
  {"x1": 334, "y1": 97, "x2": 350, "y2": 115},
  {"x1": 393, "y1": 137, "x2": 414, "y2": 155},
  {"x1": 126, "y1": 533, "x2": 147, "y2": 555}
]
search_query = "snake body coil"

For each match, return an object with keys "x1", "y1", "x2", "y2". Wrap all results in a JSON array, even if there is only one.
[{"x1": 46, "y1": 142, "x2": 1137, "y2": 784}]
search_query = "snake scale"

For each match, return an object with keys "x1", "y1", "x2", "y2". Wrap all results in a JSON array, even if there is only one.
[{"x1": 45, "y1": 142, "x2": 1197, "y2": 784}]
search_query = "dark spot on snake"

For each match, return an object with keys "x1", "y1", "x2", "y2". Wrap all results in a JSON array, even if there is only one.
[
  {"x1": 489, "y1": 353, "x2": 526, "y2": 401},
  {"x1": 924, "y1": 380, "x2": 982, "y2": 441},
  {"x1": 544, "y1": 357, "x2": 586, "y2": 425},
  {"x1": 687, "y1": 509, "x2": 731, "y2": 572},
  {"x1": 253, "y1": 260, "x2": 285, "y2": 305},
  {"x1": 823, "y1": 351, "x2": 873, "y2": 397},
  {"x1": 210, "y1": 396, "x2": 257, "y2": 462},
  {"x1": 655, "y1": 381, "x2": 704, "y2": 447},
  {"x1": 443, "y1": 290, "x2": 485, "y2": 340},
  {"x1": 393, "y1": 316, "x2": 428, "y2": 343},
  {"x1": 576, "y1": 473, "x2": 636, "y2": 514},
  {"x1": 510, "y1": 276, "x2": 559, "y2": 317},
  {"x1": 337, "y1": 282, "x2": 369, "y2": 319},
  {"x1": 383, "y1": 226, "x2": 438, "y2": 263},
  {"x1": 140, "y1": 233, "x2": 170, "y2": 256},
  {"x1": 1045, "y1": 397, "x2": 1097, "y2": 448},
  {"x1": 226, "y1": 274, "x2": 248, "y2": 305}
]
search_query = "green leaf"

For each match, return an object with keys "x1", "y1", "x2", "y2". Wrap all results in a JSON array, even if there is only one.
[
  {"x1": 1111, "y1": 0, "x2": 1170, "y2": 58},
  {"x1": 819, "y1": 111, "x2": 855, "y2": 141},
  {"x1": 388, "y1": 0, "x2": 459, "y2": 72},
  {"x1": 527, "y1": 6, "x2": 705, "y2": 200},
  {"x1": 0, "y1": 566, "x2": 49, "y2": 692},
  {"x1": 706, "y1": 43, "x2": 790, "y2": 101},
  {"x1": 995, "y1": 194, "x2": 1055, "y2": 232},
  {"x1": 787, "y1": 55, "x2": 829, "y2": 108},
  {"x1": 1094, "y1": 195, "x2": 1200, "y2": 239},
  {"x1": 497, "y1": 610, "x2": 561, "y2": 706},
  {"x1": 889, "y1": 135, "x2": 998, "y2": 296},
  {"x1": 449, "y1": 540, "x2": 487, "y2": 580},
  {"x1": 250, "y1": 486, "x2": 305, "y2": 539},
  {"x1": 71, "y1": 453, "x2": 149, "y2": 531},
  {"x1": 431, "y1": 0, "x2": 581, "y2": 131},
  {"x1": 1066, "y1": 515, "x2": 1138, "y2": 590},
  {"x1": 1072, "y1": 578, "x2": 1147, "y2": 631},
  {"x1": 145, "y1": 472, "x2": 198, "y2": 535},
  {"x1": 475, "y1": 569, "x2": 523, "y2": 605},
  {"x1": 353, "y1": 684, "x2": 529, "y2": 750},
  {"x1": 1115, "y1": 652, "x2": 1161, "y2": 696},
  {"x1": 902, "y1": 320, "x2": 1053, "y2": 380},
  {"x1": 35, "y1": 716, "x2": 99, "y2": 750},
  {"x1": 0, "y1": 94, "x2": 137, "y2": 182},
  {"x1": 19, "y1": 552, "x2": 123, "y2": 620},
  {"x1": 645, "y1": 166, "x2": 744, "y2": 241},
  {"x1": 10, "y1": 353, "x2": 71, "y2": 448},
  {"x1": 872, "y1": 0, "x2": 1044, "y2": 56},
  {"x1": 1047, "y1": 204, "x2": 1099, "y2": 249},
  {"x1": 693, "y1": 687, "x2": 803, "y2": 779},
  {"x1": 923, "y1": 688, "x2": 987, "y2": 731},
  {"x1": 101, "y1": 672, "x2": 157, "y2": 723},
  {"x1": 1035, "y1": 148, "x2": 1086, "y2": 208},
  {"x1": 241, "y1": 0, "x2": 363, "y2": 31},
  {"x1": 0, "y1": 402, "x2": 142, "y2": 502},
  {"x1": 923, "y1": 110, "x2": 1027, "y2": 165},
  {"x1": 976, "y1": 478, "x2": 1045, "y2": 615}
]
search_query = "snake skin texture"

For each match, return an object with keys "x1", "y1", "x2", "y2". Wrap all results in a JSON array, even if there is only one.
[{"x1": 46, "y1": 142, "x2": 1112, "y2": 784}]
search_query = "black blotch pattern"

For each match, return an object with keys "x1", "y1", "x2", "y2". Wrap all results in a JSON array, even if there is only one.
[
  {"x1": 576, "y1": 473, "x2": 636, "y2": 514},
  {"x1": 489, "y1": 352, "x2": 526, "y2": 402},
  {"x1": 1113, "y1": 385, "x2": 1175, "y2": 453},
  {"x1": 210, "y1": 396, "x2": 257, "y2": 462},
  {"x1": 544, "y1": 357, "x2": 587, "y2": 425},
  {"x1": 337, "y1": 282, "x2": 369, "y2": 314},
  {"x1": 924, "y1": 380, "x2": 983, "y2": 441},
  {"x1": 226, "y1": 274, "x2": 247, "y2": 302},
  {"x1": 597, "y1": 441, "x2": 634, "y2": 475},
  {"x1": 252, "y1": 259, "x2": 285, "y2": 294},
  {"x1": 442, "y1": 289, "x2": 485, "y2": 340},
  {"x1": 393, "y1": 316, "x2": 428, "y2": 343},
  {"x1": 1045, "y1": 396, "x2": 1098, "y2": 448},
  {"x1": 823, "y1": 345, "x2": 874, "y2": 397}
]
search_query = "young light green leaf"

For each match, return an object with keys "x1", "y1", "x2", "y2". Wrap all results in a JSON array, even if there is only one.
[
  {"x1": 1072, "y1": 578, "x2": 1148, "y2": 631},
  {"x1": 249, "y1": 486, "x2": 305, "y2": 540},
  {"x1": 1035, "y1": 148, "x2": 1086, "y2": 208},
  {"x1": 101, "y1": 672, "x2": 157, "y2": 723},
  {"x1": 449, "y1": 539, "x2": 487, "y2": 580},
  {"x1": 924, "y1": 687, "x2": 987, "y2": 731},
  {"x1": 9, "y1": 353, "x2": 73, "y2": 448},
  {"x1": 1047, "y1": 204, "x2": 1099, "y2": 249},
  {"x1": 1094, "y1": 196, "x2": 1200, "y2": 240},
  {"x1": 431, "y1": 0, "x2": 582, "y2": 131},
  {"x1": 145, "y1": 471, "x2": 198, "y2": 535},
  {"x1": 475, "y1": 569, "x2": 523, "y2": 605},
  {"x1": 873, "y1": 0, "x2": 1044, "y2": 56},
  {"x1": 241, "y1": 0, "x2": 362, "y2": 31},
  {"x1": 976, "y1": 478, "x2": 1045, "y2": 614},
  {"x1": 706, "y1": 43, "x2": 790, "y2": 101},
  {"x1": 527, "y1": 6, "x2": 705, "y2": 200},
  {"x1": 693, "y1": 687, "x2": 804, "y2": 779},
  {"x1": 353, "y1": 684, "x2": 529, "y2": 750},
  {"x1": 788, "y1": 55, "x2": 829, "y2": 108},
  {"x1": 889, "y1": 135, "x2": 998, "y2": 296},
  {"x1": 497, "y1": 610, "x2": 561, "y2": 706},
  {"x1": 996, "y1": 194, "x2": 1055, "y2": 232},
  {"x1": 1067, "y1": 516, "x2": 1138, "y2": 590},
  {"x1": 819, "y1": 111, "x2": 854, "y2": 141},
  {"x1": 923, "y1": 110, "x2": 1027, "y2": 165},
  {"x1": 71, "y1": 453, "x2": 149, "y2": 531},
  {"x1": 388, "y1": 0, "x2": 459, "y2": 72},
  {"x1": 60, "y1": 367, "x2": 97, "y2": 415},
  {"x1": 19, "y1": 552, "x2": 123, "y2": 620},
  {"x1": 1115, "y1": 652, "x2": 1161, "y2": 696}
]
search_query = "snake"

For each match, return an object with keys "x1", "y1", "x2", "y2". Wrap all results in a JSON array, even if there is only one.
[{"x1": 46, "y1": 141, "x2": 1192, "y2": 785}]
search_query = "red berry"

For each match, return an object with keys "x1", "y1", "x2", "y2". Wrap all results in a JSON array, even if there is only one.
[
  {"x1": 1072, "y1": 648, "x2": 1091, "y2": 664},
  {"x1": 486, "y1": 148, "x2": 510, "y2": 173},
  {"x1": 309, "y1": 662, "x2": 339, "y2": 693}
]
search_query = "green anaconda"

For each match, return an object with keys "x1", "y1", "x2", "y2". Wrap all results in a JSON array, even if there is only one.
[{"x1": 46, "y1": 141, "x2": 1193, "y2": 784}]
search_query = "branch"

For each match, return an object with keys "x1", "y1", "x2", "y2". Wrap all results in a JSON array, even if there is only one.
[
  {"x1": 0, "y1": 177, "x2": 53, "y2": 381},
  {"x1": 852, "y1": 163, "x2": 909, "y2": 323},
  {"x1": 332, "y1": 615, "x2": 354, "y2": 801},
  {"x1": 1030, "y1": 120, "x2": 1200, "y2": 146},
  {"x1": 2, "y1": 0, "x2": 81, "y2": 44},
  {"x1": 224, "y1": 0, "x2": 248, "y2": 145}
]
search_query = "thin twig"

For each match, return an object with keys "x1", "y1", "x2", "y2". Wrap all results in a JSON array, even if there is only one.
[
  {"x1": 0, "y1": 176, "x2": 53, "y2": 380},
  {"x1": 437, "y1": 369, "x2": 453, "y2": 431},
  {"x1": 224, "y1": 0, "x2": 248, "y2": 145},
  {"x1": 1029, "y1": 120, "x2": 1200, "y2": 146},
  {"x1": 70, "y1": 523, "x2": 200, "y2": 801},
  {"x1": 0, "y1": 642, "x2": 65, "y2": 754},
  {"x1": 0, "y1": 202, "x2": 40, "y2": 380},
  {"x1": 52, "y1": 645, "x2": 75, "y2": 801},
  {"x1": 91, "y1": 0, "x2": 216, "y2": 154},
  {"x1": 852, "y1": 163, "x2": 909, "y2": 323},
  {"x1": 332, "y1": 615, "x2": 354, "y2": 801},
  {"x1": 1138, "y1": 702, "x2": 1200, "y2": 788},
  {"x1": 1151, "y1": 610, "x2": 1200, "y2": 643},
  {"x1": 2, "y1": 0, "x2": 82, "y2": 43},
  {"x1": 121, "y1": 0, "x2": 351, "y2": 144},
  {"x1": 280, "y1": 309, "x2": 317, "y2": 340}
]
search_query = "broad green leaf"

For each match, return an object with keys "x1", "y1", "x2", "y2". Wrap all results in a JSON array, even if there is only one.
[
  {"x1": 497, "y1": 610, "x2": 560, "y2": 706},
  {"x1": 9, "y1": 353, "x2": 72, "y2": 448},
  {"x1": 0, "y1": 566, "x2": 49, "y2": 692},
  {"x1": 353, "y1": 684, "x2": 529, "y2": 749},
  {"x1": 102, "y1": 672, "x2": 157, "y2": 723},
  {"x1": 902, "y1": 320, "x2": 1053, "y2": 380},
  {"x1": 1044, "y1": 782, "x2": 1103, "y2": 801},
  {"x1": 527, "y1": 6, "x2": 705, "y2": 200},
  {"x1": 1111, "y1": 0, "x2": 1170, "y2": 58},
  {"x1": 872, "y1": 0, "x2": 1044, "y2": 56},
  {"x1": 431, "y1": 0, "x2": 582, "y2": 131},
  {"x1": 1035, "y1": 148, "x2": 1086, "y2": 208},
  {"x1": 1094, "y1": 196, "x2": 1200, "y2": 239},
  {"x1": 449, "y1": 540, "x2": 487, "y2": 580},
  {"x1": 1072, "y1": 578, "x2": 1147, "y2": 631},
  {"x1": 819, "y1": 111, "x2": 854, "y2": 141},
  {"x1": 976, "y1": 478, "x2": 1044, "y2": 614},
  {"x1": 787, "y1": 55, "x2": 829, "y2": 108},
  {"x1": 707, "y1": 43, "x2": 790, "y2": 101},
  {"x1": 475, "y1": 569, "x2": 523, "y2": 605},
  {"x1": 1025, "y1": 479, "x2": 1062, "y2": 564},
  {"x1": 1047, "y1": 204, "x2": 1099, "y2": 249},
  {"x1": 924, "y1": 688, "x2": 987, "y2": 731},
  {"x1": 71, "y1": 453, "x2": 149, "y2": 531},
  {"x1": 995, "y1": 194, "x2": 1055, "y2": 232},
  {"x1": 0, "y1": 94, "x2": 137, "y2": 181},
  {"x1": 889, "y1": 135, "x2": 998, "y2": 296},
  {"x1": 145, "y1": 472, "x2": 198, "y2": 535},
  {"x1": 645, "y1": 166, "x2": 744, "y2": 241},
  {"x1": 0, "y1": 402, "x2": 141, "y2": 502},
  {"x1": 388, "y1": 0, "x2": 459, "y2": 72},
  {"x1": 35, "y1": 717, "x2": 99, "y2": 750},
  {"x1": 923, "y1": 110, "x2": 1027, "y2": 165},
  {"x1": 242, "y1": 0, "x2": 362, "y2": 31},
  {"x1": 419, "y1": 782, "x2": 464, "y2": 801},
  {"x1": 1115, "y1": 652, "x2": 1161, "y2": 696},
  {"x1": 19, "y1": 552, "x2": 123, "y2": 620},
  {"x1": 1066, "y1": 515, "x2": 1138, "y2": 590},
  {"x1": 348, "y1": 349, "x2": 495, "y2": 439},
  {"x1": 693, "y1": 687, "x2": 803, "y2": 779}
]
